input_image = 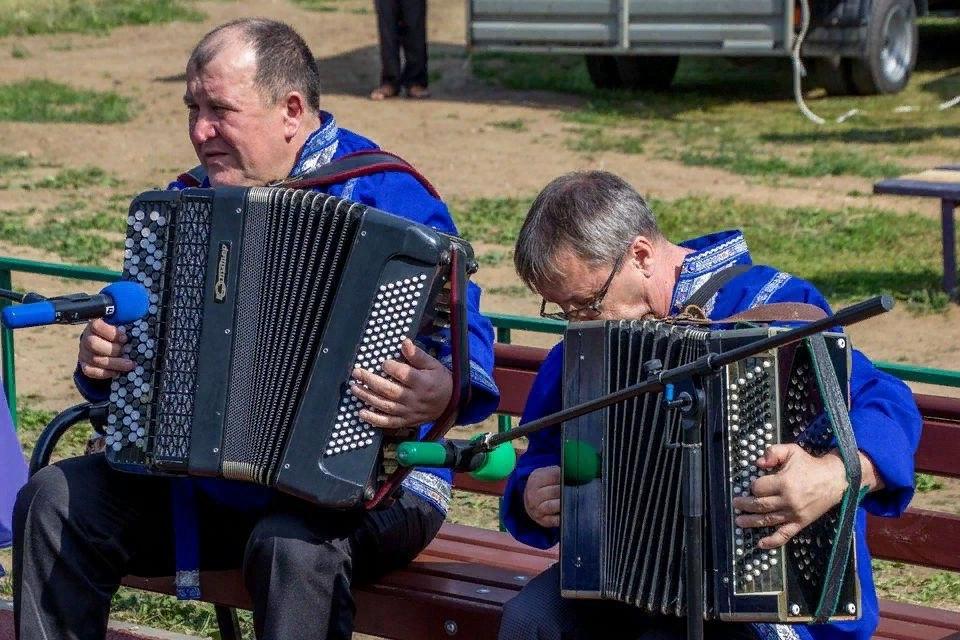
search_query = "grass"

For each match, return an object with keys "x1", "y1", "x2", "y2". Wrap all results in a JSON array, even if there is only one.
[
  {"x1": 290, "y1": 0, "x2": 343, "y2": 12},
  {"x1": 0, "y1": 197, "x2": 127, "y2": 265},
  {"x1": 915, "y1": 473, "x2": 944, "y2": 493},
  {"x1": 490, "y1": 119, "x2": 528, "y2": 132},
  {"x1": 29, "y1": 166, "x2": 121, "y2": 190},
  {"x1": 874, "y1": 560, "x2": 960, "y2": 609},
  {"x1": 567, "y1": 127, "x2": 645, "y2": 155},
  {"x1": 0, "y1": 0, "x2": 205, "y2": 37},
  {"x1": 470, "y1": 18, "x2": 960, "y2": 178},
  {"x1": 456, "y1": 194, "x2": 954, "y2": 312},
  {"x1": 10, "y1": 43, "x2": 29, "y2": 58},
  {"x1": 487, "y1": 284, "x2": 530, "y2": 297},
  {"x1": 679, "y1": 146, "x2": 907, "y2": 179},
  {"x1": 476, "y1": 250, "x2": 513, "y2": 267},
  {"x1": 0, "y1": 153, "x2": 32, "y2": 173},
  {"x1": 0, "y1": 79, "x2": 132, "y2": 124}
]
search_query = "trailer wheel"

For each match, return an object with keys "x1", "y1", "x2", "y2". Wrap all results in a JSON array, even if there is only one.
[
  {"x1": 585, "y1": 55, "x2": 622, "y2": 89},
  {"x1": 812, "y1": 56, "x2": 856, "y2": 96},
  {"x1": 615, "y1": 55, "x2": 680, "y2": 91},
  {"x1": 849, "y1": 0, "x2": 918, "y2": 95}
]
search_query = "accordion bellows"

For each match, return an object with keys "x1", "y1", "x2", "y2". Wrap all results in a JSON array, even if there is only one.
[
  {"x1": 105, "y1": 187, "x2": 463, "y2": 508},
  {"x1": 561, "y1": 320, "x2": 860, "y2": 623}
]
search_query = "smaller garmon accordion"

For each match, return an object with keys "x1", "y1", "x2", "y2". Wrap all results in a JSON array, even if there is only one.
[
  {"x1": 561, "y1": 320, "x2": 860, "y2": 623},
  {"x1": 104, "y1": 187, "x2": 470, "y2": 508}
]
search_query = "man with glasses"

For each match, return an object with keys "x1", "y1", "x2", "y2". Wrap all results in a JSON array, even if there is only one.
[{"x1": 497, "y1": 170, "x2": 920, "y2": 640}]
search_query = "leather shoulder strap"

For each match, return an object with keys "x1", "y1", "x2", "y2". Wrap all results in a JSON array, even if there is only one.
[{"x1": 277, "y1": 149, "x2": 441, "y2": 198}]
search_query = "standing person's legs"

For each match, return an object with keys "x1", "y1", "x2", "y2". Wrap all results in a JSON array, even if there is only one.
[
  {"x1": 398, "y1": 0, "x2": 428, "y2": 94},
  {"x1": 243, "y1": 488, "x2": 443, "y2": 640},
  {"x1": 373, "y1": 0, "x2": 402, "y2": 98}
]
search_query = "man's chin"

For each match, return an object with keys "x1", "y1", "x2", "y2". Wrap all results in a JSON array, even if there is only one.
[{"x1": 206, "y1": 166, "x2": 265, "y2": 188}]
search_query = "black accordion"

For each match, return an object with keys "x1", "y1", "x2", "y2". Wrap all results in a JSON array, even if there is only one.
[
  {"x1": 560, "y1": 320, "x2": 860, "y2": 623},
  {"x1": 104, "y1": 187, "x2": 470, "y2": 508}
]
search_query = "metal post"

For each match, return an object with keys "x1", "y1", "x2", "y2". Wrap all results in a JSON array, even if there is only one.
[
  {"x1": 496, "y1": 325, "x2": 512, "y2": 530},
  {"x1": 496, "y1": 326, "x2": 512, "y2": 435},
  {"x1": 0, "y1": 268, "x2": 16, "y2": 427},
  {"x1": 942, "y1": 199, "x2": 957, "y2": 298}
]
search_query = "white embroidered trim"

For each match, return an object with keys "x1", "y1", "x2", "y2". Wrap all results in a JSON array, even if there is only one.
[
  {"x1": 749, "y1": 271, "x2": 791, "y2": 308},
  {"x1": 680, "y1": 234, "x2": 749, "y2": 276},
  {"x1": 341, "y1": 176, "x2": 358, "y2": 200},
  {"x1": 402, "y1": 470, "x2": 451, "y2": 514}
]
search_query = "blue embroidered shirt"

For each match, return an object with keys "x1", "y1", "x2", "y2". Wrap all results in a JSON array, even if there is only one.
[{"x1": 500, "y1": 230, "x2": 921, "y2": 640}]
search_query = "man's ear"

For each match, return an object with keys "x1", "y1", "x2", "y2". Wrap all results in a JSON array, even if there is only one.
[
  {"x1": 628, "y1": 235, "x2": 656, "y2": 277},
  {"x1": 281, "y1": 91, "x2": 307, "y2": 140}
]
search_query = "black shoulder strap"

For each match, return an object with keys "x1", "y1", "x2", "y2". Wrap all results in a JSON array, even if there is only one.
[
  {"x1": 684, "y1": 264, "x2": 753, "y2": 309},
  {"x1": 175, "y1": 150, "x2": 440, "y2": 197}
]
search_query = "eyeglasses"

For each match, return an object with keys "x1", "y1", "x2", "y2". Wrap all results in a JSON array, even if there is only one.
[{"x1": 539, "y1": 251, "x2": 626, "y2": 322}]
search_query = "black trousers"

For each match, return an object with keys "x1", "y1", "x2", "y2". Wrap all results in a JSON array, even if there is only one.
[
  {"x1": 12, "y1": 453, "x2": 444, "y2": 640},
  {"x1": 498, "y1": 563, "x2": 758, "y2": 640},
  {"x1": 375, "y1": 0, "x2": 428, "y2": 89}
]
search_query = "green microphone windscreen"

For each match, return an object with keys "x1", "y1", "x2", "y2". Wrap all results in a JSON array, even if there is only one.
[
  {"x1": 563, "y1": 439, "x2": 600, "y2": 486},
  {"x1": 470, "y1": 441, "x2": 517, "y2": 482},
  {"x1": 396, "y1": 441, "x2": 448, "y2": 467}
]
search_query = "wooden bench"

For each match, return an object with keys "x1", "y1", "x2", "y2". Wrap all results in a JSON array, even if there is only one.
[{"x1": 40, "y1": 344, "x2": 960, "y2": 639}]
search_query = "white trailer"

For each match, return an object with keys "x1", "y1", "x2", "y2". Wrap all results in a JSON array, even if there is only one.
[{"x1": 466, "y1": 0, "x2": 938, "y2": 95}]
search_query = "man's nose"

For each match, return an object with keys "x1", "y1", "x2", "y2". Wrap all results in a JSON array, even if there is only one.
[{"x1": 190, "y1": 112, "x2": 217, "y2": 145}]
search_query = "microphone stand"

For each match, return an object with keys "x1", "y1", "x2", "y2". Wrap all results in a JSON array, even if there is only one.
[{"x1": 466, "y1": 295, "x2": 893, "y2": 640}]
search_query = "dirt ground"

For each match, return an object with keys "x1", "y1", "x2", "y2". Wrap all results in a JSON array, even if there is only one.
[{"x1": 0, "y1": 0, "x2": 958, "y2": 404}]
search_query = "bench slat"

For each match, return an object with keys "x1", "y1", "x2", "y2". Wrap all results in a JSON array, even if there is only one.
[
  {"x1": 874, "y1": 616, "x2": 960, "y2": 640},
  {"x1": 355, "y1": 585, "x2": 503, "y2": 640},
  {"x1": 437, "y1": 523, "x2": 555, "y2": 559},
  {"x1": 868, "y1": 509, "x2": 960, "y2": 571},
  {"x1": 879, "y1": 600, "x2": 960, "y2": 630}
]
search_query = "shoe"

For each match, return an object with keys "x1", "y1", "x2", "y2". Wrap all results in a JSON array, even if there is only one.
[
  {"x1": 406, "y1": 85, "x2": 431, "y2": 99},
  {"x1": 369, "y1": 84, "x2": 399, "y2": 100}
]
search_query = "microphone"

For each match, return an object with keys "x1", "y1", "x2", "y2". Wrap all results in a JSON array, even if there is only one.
[
  {"x1": 1, "y1": 281, "x2": 150, "y2": 329},
  {"x1": 395, "y1": 436, "x2": 517, "y2": 482},
  {"x1": 562, "y1": 439, "x2": 601, "y2": 486}
]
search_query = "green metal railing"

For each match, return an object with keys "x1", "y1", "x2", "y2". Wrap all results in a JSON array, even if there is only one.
[{"x1": 2, "y1": 255, "x2": 960, "y2": 428}]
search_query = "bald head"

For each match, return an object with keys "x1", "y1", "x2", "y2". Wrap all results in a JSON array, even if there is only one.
[{"x1": 187, "y1": 18, "x2": 322, "y2": 115}]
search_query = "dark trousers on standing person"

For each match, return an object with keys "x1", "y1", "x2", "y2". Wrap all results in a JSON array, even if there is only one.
[
  {"x1": 498, "y1": 563, "x2": 760, "y2": 640},
  {"x1": 375, "y1": 0, "x2": 428, "y2": 91},
  {"x1": 13, "y1": 453, "x2": 444, "y2": 640}
]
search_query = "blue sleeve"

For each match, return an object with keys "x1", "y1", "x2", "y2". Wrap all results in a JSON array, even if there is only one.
[
  {"x1": 501, "y1": 344, "x2": 564, "y2": 549},
  {"x1": 73, "y1": 363, "x2": 111, "y2": 402},
  {"x1": 766, "y1": 276, "x2": 921, "y2": 516},
  {"x1": 352, "y1": 171, "x2": 499, "y2": 425}
]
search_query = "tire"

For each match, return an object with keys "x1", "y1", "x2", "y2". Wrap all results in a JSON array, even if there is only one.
[
  {"x1": 614, "y1": 55, "x2": 680, "y2": 91},
  {"x1": 849, "y1": 0, "x2": 918, "y2": 95},
  {"x1": 584, "y1": 54, "x2": 622, "y2": 90},
  {"x1": 812, "y1": 56, "x2": 856, "y2": 96}
]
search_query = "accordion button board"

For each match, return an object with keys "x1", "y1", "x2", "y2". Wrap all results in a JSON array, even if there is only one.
[
  {"x1": 105, "y1": 187, "x2": 467, "y2": 509},
  {"x1": 560, "y1": 320, "x2": 860, "y2": 623}
]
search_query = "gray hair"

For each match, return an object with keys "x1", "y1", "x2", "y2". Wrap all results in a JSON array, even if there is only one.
[
  {"x1": 514, "y1": 170, "x2": 663, "y2": 291},
  {"x1": 187, "y1": 18, "x2": 322, "y2": 115}
]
